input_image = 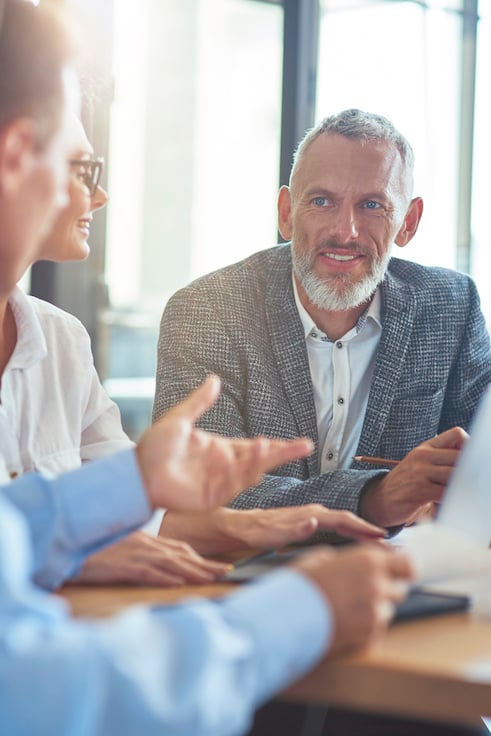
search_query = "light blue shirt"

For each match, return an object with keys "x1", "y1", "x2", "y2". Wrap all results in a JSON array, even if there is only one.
[{"x1": 0, "y1": 449, "x2": 332, "y2": 736}]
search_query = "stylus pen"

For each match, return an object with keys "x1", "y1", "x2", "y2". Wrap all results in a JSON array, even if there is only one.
[{"x1": 353, "y1": 455, "x2": 400, "y2": 467}]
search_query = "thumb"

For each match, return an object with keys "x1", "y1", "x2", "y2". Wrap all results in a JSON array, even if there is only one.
[
  {"x1": 430, "y1": 426, "x2": 468, "y2": 450},
  {"x1": 168, "y1": 375, "x2": 222, "y2": 423}
]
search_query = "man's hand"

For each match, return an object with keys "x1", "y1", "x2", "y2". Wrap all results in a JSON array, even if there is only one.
[
  {"x1": 358, "y1": 427, "x2": 468, "y2": 528},
  {"x1": 72, "y1": 531, "x2": 232, "y2": 586},
  {"x1": 136, "y1": 375, "x2": 313, "y2": 511},
  {"x1": 160, "y1": 505, "x2": 385, "y2": 555},
  {"x1": 291, "y1": 545, "x2": 414, "y2": 655}
]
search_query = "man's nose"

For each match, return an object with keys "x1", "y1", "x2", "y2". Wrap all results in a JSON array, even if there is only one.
[{"x1": 328, "y1": 204, "x2": 359, "y2": 243}]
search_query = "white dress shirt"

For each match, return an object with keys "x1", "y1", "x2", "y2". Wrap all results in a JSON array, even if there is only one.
[
  {"x1": 292, "y1": 277, "x2": 382, "y2": 472},
  {"x1": 0, "y1": 287, "x2": 132, "y2": 479}
]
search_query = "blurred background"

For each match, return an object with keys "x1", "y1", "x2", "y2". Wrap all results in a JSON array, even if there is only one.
[{"x1": 30, "y1": 0, "x2": 489, "y2": 440}]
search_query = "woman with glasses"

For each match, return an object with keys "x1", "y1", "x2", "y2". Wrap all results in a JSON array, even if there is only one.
[
  {"x1": 42, "y1": 152, "x2": 105, "y2": 261},
  {"x1": 0, "y1": 115, "x2": 236, "y2": 586}
]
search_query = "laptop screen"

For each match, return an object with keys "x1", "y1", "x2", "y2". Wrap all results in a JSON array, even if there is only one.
[{"x1": 437, "y1": 385, "x2": 491, "y2": 546}]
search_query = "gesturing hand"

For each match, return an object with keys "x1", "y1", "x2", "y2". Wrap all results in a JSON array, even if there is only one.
[
  {"x1": 137, "y1": 375, "x2": 313, "y2": 512},
  {"x1": 73, "y1": 531, "x2": 231, "y2": 586},
  {"x1": 159, "y1": 505, "x2": 384, "y2": 555},
  {"x1": 291, "y1": 545, "x2": 414, "y2": 655}
]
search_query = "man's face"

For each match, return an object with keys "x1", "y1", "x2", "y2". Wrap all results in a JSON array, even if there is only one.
[{"x1": 279, "y1": 133, "x2": 417, "y2": 312}]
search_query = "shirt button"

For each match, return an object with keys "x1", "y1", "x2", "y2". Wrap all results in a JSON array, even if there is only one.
[
  {"x1": 327, "y1": 451, "x2": 334, "y2": 460},
  {"x1": 9, "y1": 471, "x2": 18, "y2": 479},
  {"x1": 336, "y1": 341, "x2": 342, "y2": 349},
  {"x1": 337, "y1": 397, "x2": 344, "y2": 405}
]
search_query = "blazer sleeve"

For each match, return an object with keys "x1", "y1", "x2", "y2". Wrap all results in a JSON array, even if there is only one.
[{"x1": 438, "y1": 275, "x2": 491, "y2": 432}]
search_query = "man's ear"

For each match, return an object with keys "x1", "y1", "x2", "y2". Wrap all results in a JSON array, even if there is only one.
[
  {"x1": 0, "y1": 118, "x2": 38, "y2": 195},
  {"x1": 395, "y1": 196, "x2": 424, "y2": 248},
  {"x1": 277, "y1": 185, "x2": 293, "y2": 241}
]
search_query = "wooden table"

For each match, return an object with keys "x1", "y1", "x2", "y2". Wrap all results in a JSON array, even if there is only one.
[{"x1": 60, "y1": 581, "x2": 491, "y2": 729}]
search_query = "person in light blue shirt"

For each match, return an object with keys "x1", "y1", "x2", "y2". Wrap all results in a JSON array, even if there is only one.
[
  {"x1": 0, "y1": 410, "x2": 327, "y2": 736},
  {"x1": 0, "y1": 2, "x2": 414, "y2": 734},
  {"x1": 0, "y1": 372, "x2": 413, "y2": 736}
]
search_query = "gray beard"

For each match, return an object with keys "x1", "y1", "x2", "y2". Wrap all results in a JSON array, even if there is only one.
[{"x1": 292, "y1": 246, "x2": 391, "y2": 312}]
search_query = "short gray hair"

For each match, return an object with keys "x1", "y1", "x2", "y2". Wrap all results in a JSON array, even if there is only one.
[{"x1": 290, "y1": 108, "x2": 414, "y2": 189}]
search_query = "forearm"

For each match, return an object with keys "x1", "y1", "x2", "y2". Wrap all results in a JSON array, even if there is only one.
[
  {"x1": 230, "y1": 470, "x2": 382, "y2": 515},
  {"x1": 1, "y1": 570, "x2": 330, "y2": 736},
  {"x1": 441, "y1": 282, "x2": 491, "y2": 431},
  {"x1": 161, "y1": 507, "x2": 280, "y2": 555},
  {"x1": 1, "y1": 450, "x2": 151, "y2": 589},
  {"x1": 160, "y1": 507, "x2": 241, "y2": 554}
]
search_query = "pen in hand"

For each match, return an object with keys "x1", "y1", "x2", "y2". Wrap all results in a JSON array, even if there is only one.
[{"x1": 354, "y1": 455, "x2": 400, "y2": 467}]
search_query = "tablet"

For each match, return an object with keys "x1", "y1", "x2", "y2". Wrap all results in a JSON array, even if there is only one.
[
  {"x1": 223, "y1": 550, "x2": 471, "y2": 622},
  {"x1": 392, "y1": 589, "x2": 471, "y2": 623}
]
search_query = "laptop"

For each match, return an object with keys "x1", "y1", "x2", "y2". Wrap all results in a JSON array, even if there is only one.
[{"x1": 224, "y1": 386, "x2": 491, "y2": 618}]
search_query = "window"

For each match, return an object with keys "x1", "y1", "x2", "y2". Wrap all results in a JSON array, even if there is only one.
[
  {"x1": 104, "y1": 0, "x2": 283, "y2": 437},
  {"x1": 107, "y1": 0, "x2": 283, "y2": 311},
  {"x1": 471, "y1": 2, "x2": 491, "y2": 321},
  {"x1": 316, "y1": 0, "x2": 464, "y2": 272}
]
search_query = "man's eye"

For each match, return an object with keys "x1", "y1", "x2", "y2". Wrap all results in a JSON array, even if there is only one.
[
  {"x1": 363, "y1": 200, "x2": 381, "y2": 210},
  {"x1": 312, "y1": 197, "x2": 328, "y2": 207}
]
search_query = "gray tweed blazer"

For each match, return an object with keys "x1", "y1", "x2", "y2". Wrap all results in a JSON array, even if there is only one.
[{"x1": 153, "y1": 244, "x2": 491, "y2": 513}]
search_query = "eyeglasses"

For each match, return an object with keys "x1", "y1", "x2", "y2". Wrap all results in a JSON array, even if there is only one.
[{"x1": 69, "y1": 157, "x2": 104, "y2": 196}]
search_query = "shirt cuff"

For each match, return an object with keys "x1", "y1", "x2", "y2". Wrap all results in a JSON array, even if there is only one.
[{"x1": 52, "y1": 449, "x2": 152, "y2": 549}]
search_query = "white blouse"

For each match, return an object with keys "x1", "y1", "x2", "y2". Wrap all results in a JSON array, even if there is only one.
[{"x1": 0, "y1": 287, "x2": 133, "y2": 478}]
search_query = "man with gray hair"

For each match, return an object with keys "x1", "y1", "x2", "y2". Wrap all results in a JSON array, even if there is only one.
[{"x1": 154, "y1": 108, "x2": 491, "y2": 536}]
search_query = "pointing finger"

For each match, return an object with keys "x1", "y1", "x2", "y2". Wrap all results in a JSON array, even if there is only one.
[{"x1": 167, "y1": 375, "x2": 222, "y2": 423}]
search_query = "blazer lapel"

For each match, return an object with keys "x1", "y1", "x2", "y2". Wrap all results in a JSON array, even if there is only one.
[
  {"x1": 356, "y1": 265, "x2": 417, "y2": 457},
  {"x1": 266, "y1": 247, "x2": 320, "y2": 474}
]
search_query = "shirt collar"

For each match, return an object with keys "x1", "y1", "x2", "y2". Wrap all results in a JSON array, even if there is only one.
[
  {"x1": 6, "y1": 287, "x2": 48, "y2": 371},
  {"x1": 292, "y1": 271, "x2": 382, "y2": 341}
]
